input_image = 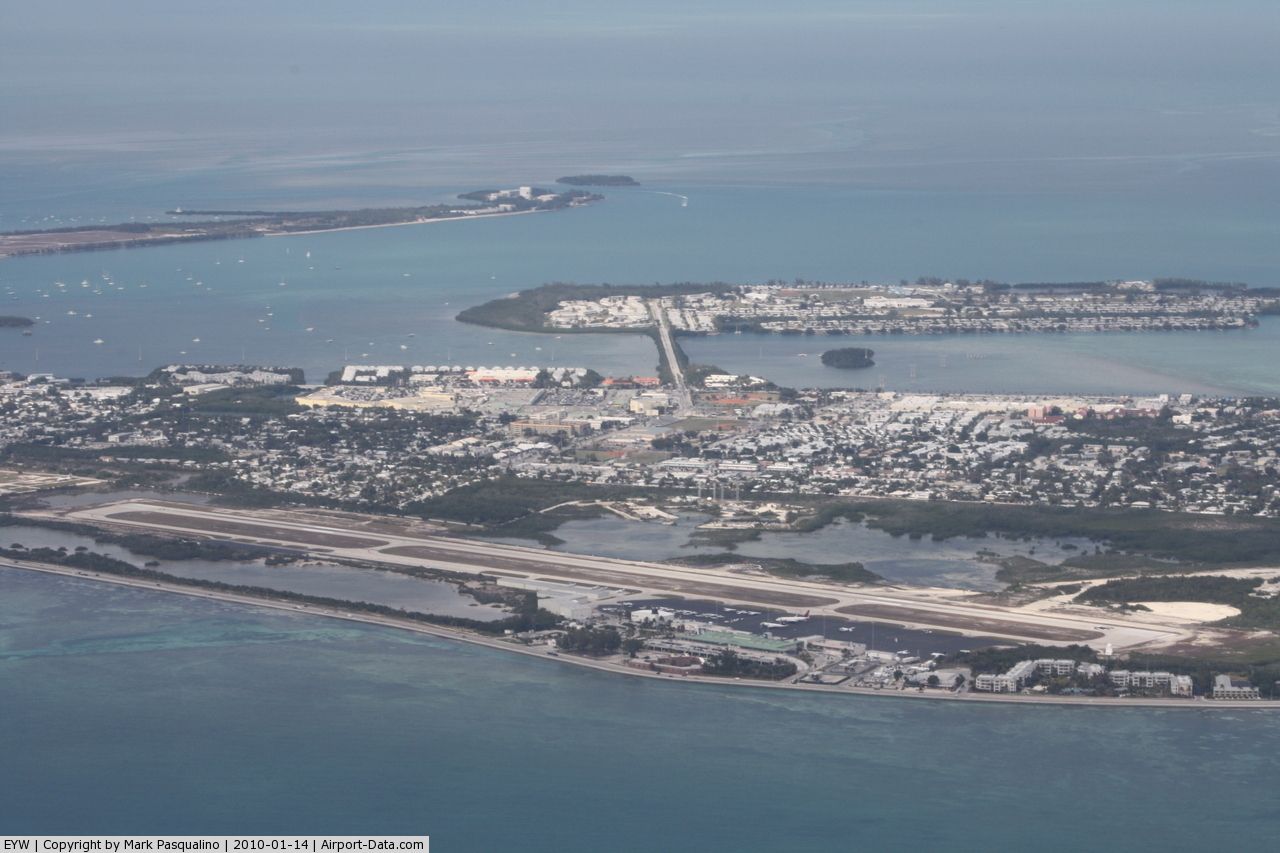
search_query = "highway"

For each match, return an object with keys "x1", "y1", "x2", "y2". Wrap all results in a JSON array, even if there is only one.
[
  {"x1": 649, "y1": 298, "x2": 692, "y2": 412},
  {"x1": 44, "y1": 499, "x2": 1197, "y2": 652}
]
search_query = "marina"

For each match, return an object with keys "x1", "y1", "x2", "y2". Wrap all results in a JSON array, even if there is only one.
[{"x1": 6, "y1": 0, "x2": 1280, "y2": 842}]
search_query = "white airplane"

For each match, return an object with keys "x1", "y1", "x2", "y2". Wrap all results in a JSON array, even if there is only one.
[{"x1": 775, "y1": 610, "x2": 811, "y2": 624}]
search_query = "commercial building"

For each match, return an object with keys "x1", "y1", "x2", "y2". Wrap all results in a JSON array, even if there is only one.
[
  {"x1": 974, "y1": 660, "x2": 1039, "y2": 693},
  {"x1": 1035, "y1": 659, "x2": 1078, "y2": 676},
  {"x1": 1212, "y1": 675, "x2": 1261, "y2": 700}
]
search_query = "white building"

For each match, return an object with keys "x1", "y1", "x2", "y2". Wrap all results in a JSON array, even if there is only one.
[
  {"x1": 630, "y1": 607, "x2": 676, "y2": 625},
  {"x1": 1035, "y1": 659, "x2": 1078, "y2": 676},
  {"x1": 1212, "y1": 675, "x2": 1261, "y2": 700},
  {"x1": 974, "y1": 660, "x2": 1039, "y2": 693}
]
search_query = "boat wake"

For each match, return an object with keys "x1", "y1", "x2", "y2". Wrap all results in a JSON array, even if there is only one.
[{"x1": 645, "y1": 190, "x2": 689, "y2": 207}]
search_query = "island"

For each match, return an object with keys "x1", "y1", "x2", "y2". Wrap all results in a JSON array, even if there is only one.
[
  {"x1": 3, "y1": 353, "x2": 1280, "y2": 706},
  {"x1": 457, "y1": 277, "x2": 1280, "y2": 391},
  {"x1": 462, "y1": 279, "x2": 1280, "y2": 337},
  {"x1": 0, "y1": 185, "x2": 603, "y2": 260},
  {"x1": 0, "y1": 315, "x2": 34, "y2": 328},
  {"x1": 556, "y1": 174, "x2": 639, "y2": 186},
  {"x1": 820, "y1": 347, "x2": 875, "y2": 369}
]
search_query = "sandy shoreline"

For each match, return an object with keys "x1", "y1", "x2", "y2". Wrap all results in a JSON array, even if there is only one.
[
  {"x1": 3, "y1": 558, "x2": 1275, "y2": 711},
  {"x1": 0, "y1": 208, "x2": 551, "y2": 261},
  {"x1": 260, "y1": 208, "x2": 547, "y2": 238}
]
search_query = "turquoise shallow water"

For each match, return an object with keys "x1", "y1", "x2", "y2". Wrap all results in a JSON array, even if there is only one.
[
  {"x1": 499, "y1": 513, "x2": 1098, "y2": 591},
  {"x1": 2, "y1": 184, "x2": 1278, "y2": 391},
  {"x1": 685, "y1": 319, "x2": 1280, "y2": 396},
  {"x1": 6, "y1": 4, "x2": 1280, "y2": 843},
  {"x1": 3, "y1": 567, "x2": 1279, "y2": 849}
]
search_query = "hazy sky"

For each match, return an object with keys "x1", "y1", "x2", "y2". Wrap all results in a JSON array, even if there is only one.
[{"x1": 4, "y1": 1, "x2": 1280, "y2": 198}]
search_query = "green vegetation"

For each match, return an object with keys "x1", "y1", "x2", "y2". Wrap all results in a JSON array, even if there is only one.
[
  {"x1": 683, "y1": 361, "x2": 731, "y2": 388},
  {"x1": 942, "y1": 644, "x2": 1099, "y2": 674},
  {"x1": 820, "y1": 347, "x2": 876, "y2": 369},
  {"x1": 172, "y1": 192, "x2": 597, "y2": 230},
  {"x1": 0, "y1": 543, "x2": 559, "y2": 635},
  {"x1": 789, "y1": 498, "x2": 1280, "y2": 579},
  {"x1": 556, "y1": 175, "x2": 639, "y2": 186},
  {"x1": 182, "y1": 470, "x2": 291, "y2": 507},
  {"x1": 456, "y1": 281, "x2": 735, "y2": 383},
  {"x1": 787, "y1": 502, "x2": 871, "y2": 534},
  {"x1": 947, "y1": 638, "x2": 1280, "y2": 695},
  {"x1": 1099, "y1": 652, "x2": 1280, "y2": 696},
  {"x1": 555, "y1": 626, "x2": 623, "y2": 655},
  {"x1": 453, "y1": 188, "x2": 599, "y2": 206},
  {"x1": 408, "y1": 476, "x2": 655, "y2": 528},
  {"x1": 1, "y1": 443, "x2": 229, "y2": 465},
  {"x1": 0, "y1": 316, "x2": 34, "y2": 328},
  {"x1": 468, "y1": 503, "x2": 610, "y2": 546},
  {"x1": 1063, "y1": 413, "x2": 1191, "y2": 452},
  {"x1": 0, "y1": 515, "x2": 272, "y2": 562},
  {"x1": 1077, "y1": 575, "x2": 1280, "y2": 629},
  {"x1": 141, "y1": 366, "x2": 306, "y2": 386},
  {"x1": 411, "y1": 480, "x2": 1279, "y2": 578},
  {"x1": 701, "y1": 649, "x2": 797, "y2": 680},
  {"x1": 685, "y1": 527, "x2": 762, "y2": 549},
  {"x1": 456, "y1": 282, "x2": 733, "y2": 334},
  {"x1": 669, "y1": 553, "x2": 882, "y2": 584},
  {"x1": 182, "y1": 385, "x2": 304, "y2": 417},
  {"x1": 0, "y1": 190, "x2": 602, "y2": 259}
]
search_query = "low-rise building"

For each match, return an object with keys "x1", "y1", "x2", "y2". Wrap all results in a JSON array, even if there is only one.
[{"x1": 1212, "y1": 675, "x2": 1261, "y2": 700}]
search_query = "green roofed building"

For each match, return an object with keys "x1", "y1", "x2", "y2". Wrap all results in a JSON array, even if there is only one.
[{"x1": 684, "y1": 630, "x2": 798, "y2": 654}]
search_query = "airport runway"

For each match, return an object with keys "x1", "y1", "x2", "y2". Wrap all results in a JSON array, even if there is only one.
[{"x1": 49, "y1": 499, "x2": 1193, "y2": 650}]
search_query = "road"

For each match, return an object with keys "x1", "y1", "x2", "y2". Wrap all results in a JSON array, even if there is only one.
[
  {"x1": 5, "y1": 556, "x2": 1267, "y2": 710},
  {"x1": 649, "y1": 298, "x2": 692, "y2": 412},
  {"x1": 43, "y1": 499, "x2": 1196, "y2": 652}
]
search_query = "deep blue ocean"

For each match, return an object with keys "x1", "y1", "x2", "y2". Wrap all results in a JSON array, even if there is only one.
[
  {"x1": 4, "y1": 118, "x2": 1280, "y2": 851},
  {"x1": 3, "y1": 568, "x2": 1280, "y2": 851},
  {"x1": 6, "y1": 1, "x2": 1280, "y2": 843}
]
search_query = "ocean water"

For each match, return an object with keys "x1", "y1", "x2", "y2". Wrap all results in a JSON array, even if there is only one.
[
  {"x1": 684, "y1": 319, "x2": 1280, "y2": 396},
  {"x1": 2, "y1": 184, "x2": 1278, "y2": 390},
  {"x1": 0, "y1": 524, "x2": 499, "y2": 621},
  {"x1": 500, "y1": 513, "x2": 1097, "y2": 591},
  {"x1": 5, "y1": 2, "x2": 1280, "y2": 841},
  {"x1": 3, "y1": 568, "x2": 1279, "y2": 850}
]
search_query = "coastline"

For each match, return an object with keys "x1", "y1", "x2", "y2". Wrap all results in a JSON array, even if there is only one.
[
  {"x1": 0, "y1": 208, "x2": 555, "y2": 261},
  {"x1": 260, "y1": 207, "x2": 548, "y2": 238},
  {"x1": 4, "y1": 558, "x2": 1273, "y2": 711}
]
